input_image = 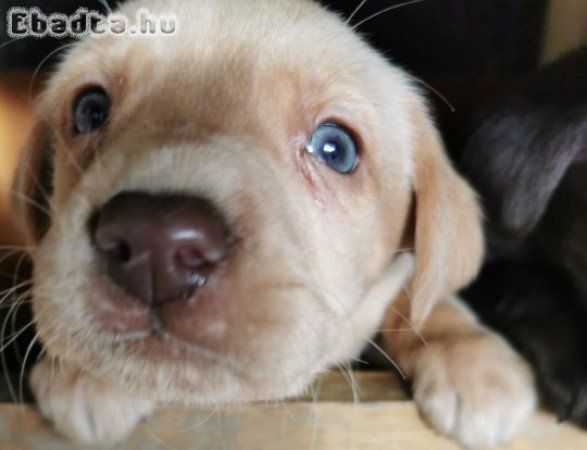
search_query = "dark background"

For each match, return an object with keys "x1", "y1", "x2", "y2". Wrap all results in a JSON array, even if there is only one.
[{"x1": 0, "y1": 0, "x2": 548, "y2": 75}]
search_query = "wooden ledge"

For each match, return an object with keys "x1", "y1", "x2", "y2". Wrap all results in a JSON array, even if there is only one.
[{"x1": 1, "y1": 372, "x2": 587, "y2": 449}]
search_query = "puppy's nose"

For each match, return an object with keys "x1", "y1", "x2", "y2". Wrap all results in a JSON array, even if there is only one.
[{"x1": 92, "y1": 192, "x2": 230, "y2": 306}]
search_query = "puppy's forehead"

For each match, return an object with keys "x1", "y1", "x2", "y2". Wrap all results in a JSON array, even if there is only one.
[
  {"x1": 39, "y1": 0, "x2": 417, "y2": 183},
  {"x1": 45, "y1": 0, "x2": 395, "y2": 126}
]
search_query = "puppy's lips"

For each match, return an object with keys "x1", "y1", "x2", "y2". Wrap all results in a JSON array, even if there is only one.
[{"x1": 87, "y1": 262, "x2": 243, "y2": 351}]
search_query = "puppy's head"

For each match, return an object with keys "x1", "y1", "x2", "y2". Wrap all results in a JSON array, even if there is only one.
[{"x1": 14, "y1": 0, "x2": 482, "y2": 403}]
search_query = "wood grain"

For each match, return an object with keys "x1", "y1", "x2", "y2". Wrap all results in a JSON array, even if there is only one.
[{"x1": 1, "y1": 372, "x2": 586, "y2": 450}]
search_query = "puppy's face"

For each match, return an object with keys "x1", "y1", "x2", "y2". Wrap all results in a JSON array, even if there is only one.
[{"x1": 14, "y1": 0, "x2": 482, "y2": 404}]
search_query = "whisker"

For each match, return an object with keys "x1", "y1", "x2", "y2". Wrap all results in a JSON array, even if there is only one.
[
  {"x1": 141, "y1": 421, "x2": 171, "y2": 448},
  {"x1": 339, "y1": 362, "x2": 360, "y2": 404},
  {"x1": 147, "y1": 406, "x2": 219, "y2": 434},
  {"x1": 177, "y1": 406, "x2": 219, "y2": 433},
  {"x1": 0, "y1": 346, "x2": 17, "y2": 403},
  {"x1": 31, "y1": 345, "x2": 46, "y2": 365},
  {"x1": 216, "y1": 410, "x2": 228, "y2": 450},
  {"x1": 2, "y1": 316, "x2": 35, "y2": 343},
  {"x1": 4, "y1": 188, "x2": 52, "y2": 218},
  {"x1": 0, "y1": 320, "x2": 35, "y2": 353},
  {"x1": 17, "y1": 152, "x2": 57, "y2": 220},
  {"x1": 377, "y1": 327, "x2": 427, "y2": 333},
  {"x1": 0, "y1": 309, "x2": 36, "y2": 404},
  {"x1": 0, "y1": 254, "x2": 30, "y2": 276},
  {"x1": 399, "y1": 286, "x2": 428, "y2": 346},
  {"x1": 10, "y1": 298, "x2": 28, "y2": 374},
  {"x1": 0, "y1": 290, "x2": 30, "y2": 330},
  {"x1": 412, "y1": 76, "x2": 456, "y2": 112},
  {"x1": 0, "y1": 301, "x2": 32, "y2": 310},
  {"x1": 0, "y1": 294, "x2": 27, "y2": 403},
  {"x1": 363, "y1": 335, "x2": 406, "y2": 379},
  {"x1": 95, "y1": 0, "x2": 114, "y2": 15},
  {"x1": 352, "y1": 0, "x2": 427, "y2": 30},
  {"x1": 28, "y1": 43, "x2": 76, "y2": 102},
  {"x1": 0, "y1": 280, "x2": 31, "y2": 304},
  {"x1": 351, "y1": 355, "x2": 368, "y2": 365},
  {"x1": 0, "y1": 37, "x2": 25, "y2": 52},
  {"x1": 346, "y1": 0, "x2": 369, "y2": 25}
]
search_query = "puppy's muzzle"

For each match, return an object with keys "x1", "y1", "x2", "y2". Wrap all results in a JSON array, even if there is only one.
[{"x1": 92, "y1": 192, "x2": 230, "y2": 307}]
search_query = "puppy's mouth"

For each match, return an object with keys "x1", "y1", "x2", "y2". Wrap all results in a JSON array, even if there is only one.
[{"x1": 89, "y1": 260, "x2": 234, "y2": 342}]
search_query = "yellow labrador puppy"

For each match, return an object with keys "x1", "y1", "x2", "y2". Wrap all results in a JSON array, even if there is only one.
[{"x1": 13, "y1": 0, "x2": 535, "y2": 446}]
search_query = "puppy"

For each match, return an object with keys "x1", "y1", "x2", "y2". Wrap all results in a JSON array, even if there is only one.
[
  {"x1": 460, "y1": 47, "x2": 587, "y2": 427},
  {"x1": 12, "y1": 0, "x2": 535, "y2": 446}
]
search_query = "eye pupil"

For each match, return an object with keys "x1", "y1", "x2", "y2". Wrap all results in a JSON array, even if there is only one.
[
  {"x1": 73, "y1": 88, "x2": 110, "y2": 134},
  {"x1": 306, "y1": 123, "x2": 358, "y2": 174},
  {"x1": 89, "y1": 108, "x2": 105, "y2": 124}
]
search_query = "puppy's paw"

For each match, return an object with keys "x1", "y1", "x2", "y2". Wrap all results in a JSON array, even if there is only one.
[
  {"x1": 411, "y1": 332, "x2": 536, "y2": 449},
  {"x1": 30, "y1": 358, "x2": 155, "y2": 443}
]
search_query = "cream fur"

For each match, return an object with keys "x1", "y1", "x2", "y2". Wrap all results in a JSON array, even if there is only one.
[{"x1": 13, "y1": 0, "x2": 535, "y2": 446}]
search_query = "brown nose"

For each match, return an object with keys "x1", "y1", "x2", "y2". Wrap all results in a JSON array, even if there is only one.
[{"x1": 92, "y1": 192, "x2": 230, "y2": 306}]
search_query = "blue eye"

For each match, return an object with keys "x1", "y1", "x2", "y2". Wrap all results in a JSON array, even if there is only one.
[
  {"x1": 305, "y1": 123, "x2": 358, "y2": 174},
  {"x1": 73, "y1": 87, "x2": 110, "y2": 134}
]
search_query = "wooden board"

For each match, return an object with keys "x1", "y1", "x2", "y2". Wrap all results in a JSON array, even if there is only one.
[{"x1": 1, "y1": 372, "x2": 586, "y2": 450}]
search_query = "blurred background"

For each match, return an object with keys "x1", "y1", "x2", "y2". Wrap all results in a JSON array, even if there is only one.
[{"x1": 0, "y1": 0, "x2": 585, "y2": 399}]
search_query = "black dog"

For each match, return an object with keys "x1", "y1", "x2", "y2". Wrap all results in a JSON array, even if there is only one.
[{"x1": 459, "y1": 47, "x2": 587, "y2": 426}]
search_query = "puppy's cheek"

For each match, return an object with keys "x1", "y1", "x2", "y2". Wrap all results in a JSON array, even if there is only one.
[{"x1": 31, "y1": 230, "x2": 98, "y2": 356}]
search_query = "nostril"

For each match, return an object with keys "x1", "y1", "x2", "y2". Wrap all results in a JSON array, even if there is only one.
[
  {"x1": 175, "y1": 245, "x2": 206, "y2": 269},
  {"x1": 93, "y1": 226, "x2": 133, "y2": 264},
  {"x1": 106, "y1": 240, "x2": 132, "y2": 264}
]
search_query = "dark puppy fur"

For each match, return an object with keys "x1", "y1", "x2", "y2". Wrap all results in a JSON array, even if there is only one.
[{"x1": 459, "y1": 47, "x2": 587, "y2": 425}]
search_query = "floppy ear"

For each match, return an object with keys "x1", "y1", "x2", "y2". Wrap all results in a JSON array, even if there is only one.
[
  {"x1": 409, "y1": 106, "x2": 484, "y2": 325},
  {"x1": 461, "y1": 104, "x2": 587, "y2": 240},
  {"x1": 11, "y1": 120, "x2": 54, "y2": 244}
]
